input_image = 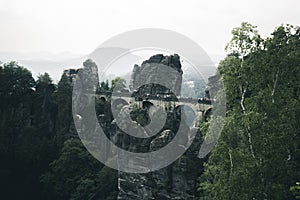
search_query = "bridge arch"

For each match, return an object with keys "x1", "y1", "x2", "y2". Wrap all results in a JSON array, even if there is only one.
[
  {"x1": 99, "y1": 96, "x2": 107, "y2": 102},
  {"x1": 142, "y1": 100, "x2": 154, "y2": 109}
]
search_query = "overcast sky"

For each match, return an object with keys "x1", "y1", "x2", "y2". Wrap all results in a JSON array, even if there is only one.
[{"x1": 0, "y1": 0, "x2": 299, "y2": 57}]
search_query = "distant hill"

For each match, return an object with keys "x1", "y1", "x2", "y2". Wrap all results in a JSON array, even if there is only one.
[
  {"x1": 0, "y1": 51, "x2": 85, "y2": 82},
  {"x1": 0, "y1": 50, "x2": 224, "y2": 85}
]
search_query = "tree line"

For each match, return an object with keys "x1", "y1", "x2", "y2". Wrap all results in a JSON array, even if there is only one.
[
  {"x1": 0, "y1": 65, "x2": 119, "y2": 199},
  {"x1": 199, "y1": 22, "x2": 300, "y2": 200}
]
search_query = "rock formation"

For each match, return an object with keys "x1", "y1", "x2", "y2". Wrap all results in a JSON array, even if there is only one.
[
  {"x1": 130, "y1": 54, "x2": 183, "y2": 96},
  {"x1": 71, "y1": 55, "x2": 205, "y2": 199},
  {"x1": 117, "y1": 54, "x2": 204, "y2": 199}
]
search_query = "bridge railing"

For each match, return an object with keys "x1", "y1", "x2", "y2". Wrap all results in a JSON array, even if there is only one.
[{"x1": 96, "y1": 91, "x2": 213, "y2": 105}]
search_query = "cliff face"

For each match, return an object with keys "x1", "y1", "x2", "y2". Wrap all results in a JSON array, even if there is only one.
[
  {"x1": 116, "y1": 122, "x2": 203, "y2": 199},
  {"x1": 117, "y1": 54, "x2": 203, "y2": 199},
  {"x1": 72, "y1": 55, "x2": 204, "y2": 199},
  {"x1": 130, "y1": 54, "x2": 183, "y2": 96}
]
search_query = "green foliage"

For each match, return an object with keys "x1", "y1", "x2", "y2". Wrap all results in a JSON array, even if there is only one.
[
  {"x1": 0, "y1": 61, "x2": 35, "y2": 106},
  {"x1": 40, "y1": 139, "x2": 105, "y2": 199},
  {"x1": 0, "y1": 62, "x2": 119, "y2": 200},
  {"x1": 55, "y1": 73, "x2": 72, "y2": 147},
  {"x1": 0, "y1": 63, "x2": 58, "y2": 199},
  {"x1": 225, "y1": 22, "x2": 263, "y2": 58},
  {"x1": 111, "y1": 76, "x2": 126, "y2": 91},
  {"x1": 34, "y1": 72, "x2": 57, "y2": 131},
  {"x1": 41, "y1": 139, "x2": 118, "y2": 200},
  {"x1": 290, "y1": 182, "x2": 300, "y2": 199},
  {"x1": 199, "y1": 23, "x2": 300, "y2": 199},
  {"x1": 1, "y1": 23, "x2": 299, "y2": 200},
  {"x1": 130, "y1": 104, "x2": 150, "y2": 126},
  {"x1": 99, "y1": 80, "x2": 110, "y2": 92}
]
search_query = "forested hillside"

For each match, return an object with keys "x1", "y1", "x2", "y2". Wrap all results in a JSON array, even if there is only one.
[
  {"x1": 0, "y1": 23, "x2": 299, "y2": 199},
  {"x1": 199, "y1": 23, "x2": 300, "y2": 199},
  {"x1": 0, "y1": 64, "x2": 118, "y2": 200}
]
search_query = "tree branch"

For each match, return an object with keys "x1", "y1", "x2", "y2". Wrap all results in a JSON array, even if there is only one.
[{"x1": 272, "y1": 68, "x2": 279, "y2": 103}]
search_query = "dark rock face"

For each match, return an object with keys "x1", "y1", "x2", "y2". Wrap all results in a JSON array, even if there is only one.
[
  {"x1": 205, "y1": 72, "x2": 221, "y2": 99},
  {"x1": 71, "y1": 56, "x2": 204, "y2": 199},
  {"x1": 116, "y1": 116, "x2": 203, "y2": 199},
  {"x1": 117, "y1": 54, "x2": 203, "y2": 200},
  {"x1": 63, "y1": 59, "x2": 99, "y2": 137},
  {"x1": 130, "y1": 54, "x2": 183, "y2": 96}
]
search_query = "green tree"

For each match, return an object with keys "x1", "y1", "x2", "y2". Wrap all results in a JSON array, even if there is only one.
[
  {"x1": 41, "y1": 139, "x2": 118, "y2": 200},
  {"x1": 291, "y1": 182, "x2": 300, "y2": 199},
  {"x1": 33, "y1": 73, "x2": 57, "y2": 132},
  {"x1": 0, "y1": 61, "x2": 35, "y2": 106},
  {"x1": 199, "y1": 23, "x2": 300, "y2": 200},
  {"x1": 55, "y1": 73, "x2": 72, "y2": 148},
  {"x1": 99, "y1": 80, "x2": 110, "y2": 92},
  {"x1": 40, "y1": 139, "x2": 103, "y2": 200},
  {"x1": 111, "y1": 76, "x2": 126, "y2": 92},
  {"x1": 0, "y1": 62, "x2": 48, "y2": 199},
  {"x1": 71, "y1": 166, "x2": 118, "y2": 200}
]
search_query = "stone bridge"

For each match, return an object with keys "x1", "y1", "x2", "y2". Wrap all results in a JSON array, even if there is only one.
[{"x1": 95, "y1": 93, "x2": 213, "y2": 127}]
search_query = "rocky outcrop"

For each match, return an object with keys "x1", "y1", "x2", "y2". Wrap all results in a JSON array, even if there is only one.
[
  {"x1": 205, "y1": 72, "x2": 221, "y2": 100},
  {"x1": 130, "y1": 54, "x2": 183, "y2": 96},
  {"x1": 116, "y1": 113, "x2": 203, "y2": 199},
  {"x1": 71, "y1": 56, "x2": 204, "y2": 199},
  {"x1": 63, "y1": 59, "x2": 99, "y2": 137},
  {"x1": 117, "y1": 54, "x2": 204, "y2": 199}
]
